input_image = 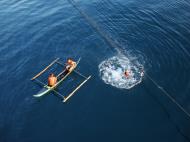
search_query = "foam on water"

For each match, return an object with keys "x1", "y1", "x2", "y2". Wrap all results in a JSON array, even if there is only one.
[{"x1": 99, "y1": 54, "x2": 144, "y2": 89}]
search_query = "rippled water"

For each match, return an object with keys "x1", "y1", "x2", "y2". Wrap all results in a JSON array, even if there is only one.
[
  {"x1": 0, "y1": 0, "x2": 190, "y2": 141},
  {"x1": 99, "y1": 55, "x2": 144, "y2": 89}
]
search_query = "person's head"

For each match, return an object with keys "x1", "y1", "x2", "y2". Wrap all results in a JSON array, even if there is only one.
[
  {"x1": 49, "y1": 73, "x2": 55, "y2": 77},
  {"x1": 67, "y1": 58, "x2": 73, "y2": 63},
  {"x1": 125, "y1": 70, "x2": 130, "y2": 76}
]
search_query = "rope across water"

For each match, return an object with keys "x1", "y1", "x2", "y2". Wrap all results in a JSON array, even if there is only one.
[{"x1": 67, "y1": 0, "x2": 190, "y2": 120}]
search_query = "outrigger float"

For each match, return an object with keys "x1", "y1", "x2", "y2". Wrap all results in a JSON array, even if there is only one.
[{"x1": 31, "y1": 58, "x2": 91, "y2": 103}]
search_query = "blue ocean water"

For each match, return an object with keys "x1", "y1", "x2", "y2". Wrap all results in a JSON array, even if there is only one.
[{"x1": 0, "y1": 0, "x2": 190, "y2": 141}]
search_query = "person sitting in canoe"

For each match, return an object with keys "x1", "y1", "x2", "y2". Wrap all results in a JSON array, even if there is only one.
[
  {"x1": 66, "y1": 58, "x2": 76, "y2": 73},
  {"x1": 48, "y1": 73, "x2": 57, "y2": 87}
]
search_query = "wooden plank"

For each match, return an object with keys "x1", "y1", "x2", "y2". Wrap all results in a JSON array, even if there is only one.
[
  {"x1": 31, "y1": 58, "x2": 59, "y2": 80},
  {"x1": 63, "y1": 76, "x2": 91, "y2": 103}
]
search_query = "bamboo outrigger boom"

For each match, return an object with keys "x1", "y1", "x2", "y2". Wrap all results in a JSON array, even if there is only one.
[
  {"x1": 63, "y1": 76, "x2": 91, "y2": 102},
  {"x1": 31, "y1": 58, "x2": 60, "y2": 80},
  {"x1": 31, "y1": 58, "x2": 91, "y2": 103}
]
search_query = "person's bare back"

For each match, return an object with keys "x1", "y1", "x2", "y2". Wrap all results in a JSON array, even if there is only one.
[{"x1": 48, "y1": 73, "x2": 57, "y2": 87}]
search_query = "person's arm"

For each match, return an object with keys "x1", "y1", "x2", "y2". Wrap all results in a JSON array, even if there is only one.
[{"x1": 48, "y1": 77, "x2": 50, "y2": 85}]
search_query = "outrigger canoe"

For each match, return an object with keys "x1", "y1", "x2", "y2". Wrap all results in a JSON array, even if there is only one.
[{"x1": 31, "y1": 58, "x2": 91, "y2": 102}]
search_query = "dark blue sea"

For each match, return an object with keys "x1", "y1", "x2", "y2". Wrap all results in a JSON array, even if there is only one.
[{"x1": 0, "y1": 0, "x2": 190, "y2": 141}]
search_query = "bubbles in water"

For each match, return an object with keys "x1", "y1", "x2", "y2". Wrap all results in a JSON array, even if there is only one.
[{"x1": 99, "y1": 55, "x2": 144, "y2": 89}]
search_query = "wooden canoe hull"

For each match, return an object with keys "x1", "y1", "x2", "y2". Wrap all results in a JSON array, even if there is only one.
[{"x1": 33, "y1": 59, "x2": 80, "y2": 97}]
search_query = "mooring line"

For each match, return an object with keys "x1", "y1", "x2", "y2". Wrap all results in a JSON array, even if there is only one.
[
  {"x1": 67, "y1": 0, "x2": 190, "y2": 140},
  {"x1": 67, "y1": 0, "x2": 190, "y2": 119},
  {"x1": 146, "y1": 73, "x2": 190, "y2": 118},
  {"x1": 68, "y1": 0, "x2": 122, "y2": 53}
]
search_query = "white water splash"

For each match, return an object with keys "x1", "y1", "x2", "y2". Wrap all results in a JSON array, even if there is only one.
[{"x1": 99, "y1": 55, "x2": 144, "y2": 89}]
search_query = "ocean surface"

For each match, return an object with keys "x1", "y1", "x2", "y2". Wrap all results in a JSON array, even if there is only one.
[{"x1": 0, "y1": 0, "x2": 190, "y2": 141}]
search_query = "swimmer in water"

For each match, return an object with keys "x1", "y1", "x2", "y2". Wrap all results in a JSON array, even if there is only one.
[{"x1": 124, "y1": 70, "x2": 130, "y2": 77}]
